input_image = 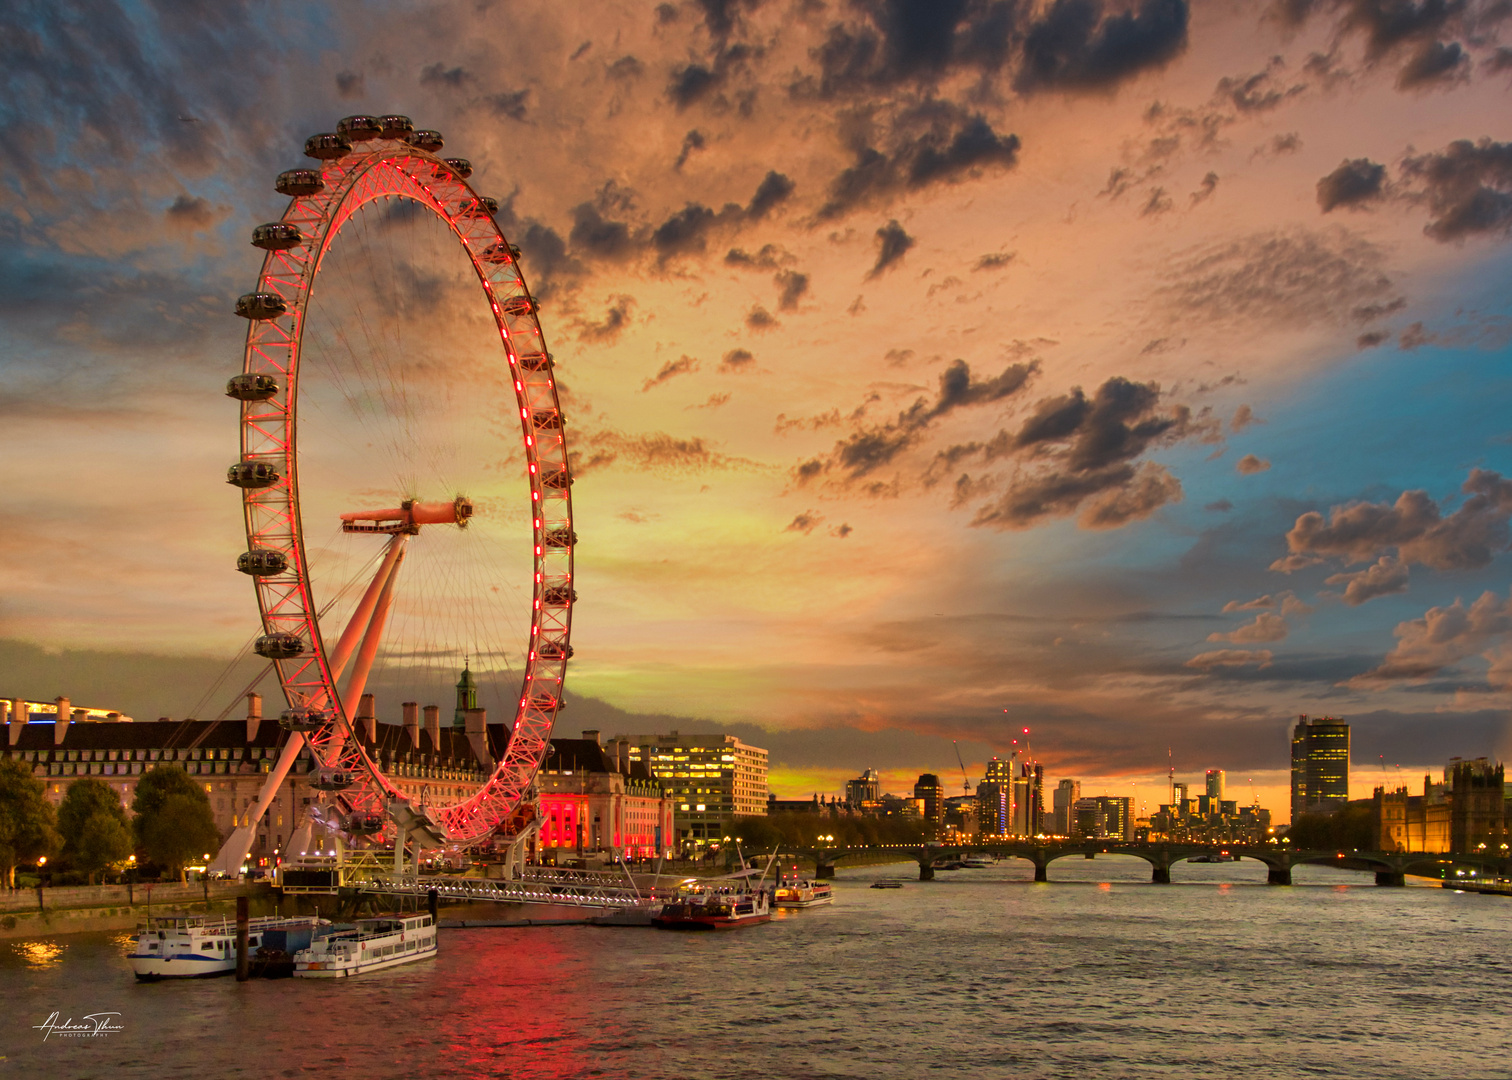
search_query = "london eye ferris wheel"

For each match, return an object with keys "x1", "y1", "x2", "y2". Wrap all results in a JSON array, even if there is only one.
[{"x1": 213, "y1": 114, "x2": 574, "y2": 873}]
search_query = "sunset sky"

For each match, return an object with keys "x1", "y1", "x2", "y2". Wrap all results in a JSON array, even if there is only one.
[{"x1": 5, "y1": 0, "x2": 1512, "y2": 818}]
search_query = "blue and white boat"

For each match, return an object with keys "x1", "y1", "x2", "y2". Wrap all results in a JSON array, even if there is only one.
[{"x1": 128, "y1": 913, "x2": 324, "y2": 980}]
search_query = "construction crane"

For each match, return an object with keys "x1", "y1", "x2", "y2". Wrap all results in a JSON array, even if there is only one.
[{"x1": 953, "y1": 740, "x2": 971, "y2": 795}]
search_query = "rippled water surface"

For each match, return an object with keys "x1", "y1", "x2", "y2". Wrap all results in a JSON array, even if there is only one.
[{"x1": 3, "y1": 858, "x2": 1510, "y2": 1079}]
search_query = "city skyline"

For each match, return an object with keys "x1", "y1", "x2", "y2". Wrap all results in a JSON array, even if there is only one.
[{"x1": 5, "y1": 3, "x2": 1512, "y2": 819}]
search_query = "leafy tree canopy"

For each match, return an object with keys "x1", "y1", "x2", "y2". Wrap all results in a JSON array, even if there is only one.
[
  {"x1": 73, "y1": 810, "x2": 133, "y2": 884},
  {"x1": 131, "y1": 765, "x2": 209, "y2": 849},
  {"x1": 140, "y1": 793, "x2": 220, "y2": 883},
  {"x1": 0, "y1": 757, "x2": 60, "y2": 887}
]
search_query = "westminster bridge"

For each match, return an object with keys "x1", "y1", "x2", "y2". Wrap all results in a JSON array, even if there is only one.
[{"x1": 768, "y1": 840, "x2": 1511, "y2": 886}]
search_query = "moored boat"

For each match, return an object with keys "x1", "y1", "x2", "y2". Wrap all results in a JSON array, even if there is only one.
[
  {"x1": 773, "y1": 872, "x2": 834, "y2": 909},
  {"x1": 128, "y1": 914, "x2": 325, "y2": 981},
  {"x1": 652, "y1": 883, "x2": 771, "y2": 930},
  {"x1": 293, "y1": 913, "x2": 437, "y2": 977},
  {"x1": 961, "y1": 854, "x2": 996, "y2": 869}
]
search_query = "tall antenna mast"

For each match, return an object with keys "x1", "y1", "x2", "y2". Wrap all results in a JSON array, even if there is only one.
[
  {"x1": 953, "y1": 740, "x2": 970, "y2": 796},
  {"x1": 1167, "y1": 747, "x2": 1175, "y2": 808}
]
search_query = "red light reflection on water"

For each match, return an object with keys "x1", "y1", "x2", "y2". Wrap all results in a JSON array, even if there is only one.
[
  {"x1": 1097, "y1": 882, "x2": 1112, "y2": 892},
  {"x1": 415, "y1": 926, "x2": 657, "y2": 1080}
]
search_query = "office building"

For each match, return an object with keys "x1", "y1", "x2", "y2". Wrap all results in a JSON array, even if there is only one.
[
  {"x1": 1291, "y1": 716, "x2": 1350, "y2": 820},
  {"x1": 620, "y1": 730, "x2": 768, "y2": 849},
  {"x1": 537, "y1": 733, "x2": 673, "y2": 861},
  {"x1": 1053, "y1": 779, "x2": 1080, "y2": 836},
  {"x1": 913, "y1": 773, "x2": 945, "y2": 827},
  {"x1": 1071, "y1": 795, "x2": 1133, "y2": 841},
  {"x1": 846, "y1": 768, "x2": 881, "y2": 808}
]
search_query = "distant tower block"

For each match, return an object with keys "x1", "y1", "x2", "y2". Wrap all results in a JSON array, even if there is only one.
[
  {"x1": 246, "y1": 692, "x2": 264, "y2": 742},
  {"x1": 358, "y1": 693, "x2": 377, "y2": 742},
  {"x1": 1205, "y1": 769, "x2": 1225, "y2": 802}
]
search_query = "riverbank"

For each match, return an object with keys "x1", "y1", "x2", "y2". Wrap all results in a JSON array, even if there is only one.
[{"x1": 0, "y1": 882, "x2": 273, "y2": 939}]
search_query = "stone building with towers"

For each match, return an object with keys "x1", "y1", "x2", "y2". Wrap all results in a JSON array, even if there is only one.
[{"x1": 3, "y1": 673, "x2": 675, "y2": 869}]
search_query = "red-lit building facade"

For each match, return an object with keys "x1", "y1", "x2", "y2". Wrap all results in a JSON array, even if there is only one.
[{"x1": 535, "y1": 732, "x2": 674, "y2": 862}]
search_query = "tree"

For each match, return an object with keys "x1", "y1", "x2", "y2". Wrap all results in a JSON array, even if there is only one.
[
  {"x1": 132, "y1": 766, "x2": 219, "y2": 882},
  {"x1": 58, "y1": 778, "x2": 132, "y2": 884},
  {"x1": 0, "y1": 757, "x2": 59, "y2": 888},
  {"x1": 140, "y1": 795, "x2": 221, "y2": 884}
]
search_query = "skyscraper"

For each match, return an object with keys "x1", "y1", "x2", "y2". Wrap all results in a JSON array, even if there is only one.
[
  {"x1": 1053, "y1": 779, "x2": 1080, "y2": 835},
  {"x1": 1205, "y1": 769, "x2": 1225, "y2": 801},
  {"x1": 1291, "y1": 716, "x2": 1350, "y2": 821},
  {"x1": 913, "y1": 773, "x2": 945, "y2": 826}
]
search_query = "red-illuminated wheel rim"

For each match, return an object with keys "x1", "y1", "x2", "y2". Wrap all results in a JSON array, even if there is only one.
[{"x1": 234, "y1": 130, "x2": 573, "y2": 845}]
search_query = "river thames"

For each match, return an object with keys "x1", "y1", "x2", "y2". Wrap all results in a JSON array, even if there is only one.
[{"x1": 3, "y1": 857, "x2": 1509, "y2": 1079}]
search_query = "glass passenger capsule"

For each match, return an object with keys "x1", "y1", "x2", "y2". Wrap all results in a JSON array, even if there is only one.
[
  {"x1": 275, "y1": 169, "x2": 325, "y2": 197},
  {"x1": 278, "y1": 707, "x2": 331, "y2": 732},
  {"x1": 304, "y1": 133, "x2": 354, "y2": 160},
  {"x1": 499, "y1": 296, "x2": 537, "y2": 318},
  {"x1": 227, "y1": 461, "x2": 281, "y2": 488},
  {"x1": 535, "y1": 641, "x2": 574, "y2": 661},
  {"x1": 443, "y1": 157, "x2": 472, "y2": 178},
  {"x1": 251, "y1": 222, "x2": 303, "y2": 251},
  {"x1": 407, "y1": 129, "x2": 444, "y2": 152},
  {"x1": 335, "y1": 115, "x2": 382, "y2": 142},
  {"x1": 225, "y1": 373, "x2": 279, "y2": 401},
  {"x1": 515, "y1": 350, "x2": 551, "y2": 371},
  {"x1": 480, "y1": 241, "x2": 521, "y2": 265},
  {"x1": 254, "y1": 632, "x2": 304, "y2": 660},
  {"x1": 540, "y1": 585, "x2": 577, "y2": 606},
  {"x1": 344, "y1": 812, "x2": 384, "y2": 835},
  {"x1": 234, "y1": 293, "x2": 287, "y2": 320},
  {"x1": 312, "y1": 768, "x2": 354, "y2": 792},
  {"x1": 378, "y1": 114, "x2": 414, "y2": 139},
  {"x1": 236, "y1": 548, "x2": 289, "y2": 576}
]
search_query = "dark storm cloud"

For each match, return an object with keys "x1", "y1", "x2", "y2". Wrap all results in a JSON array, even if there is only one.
[
  {"x1": 484, "y1": 88, "x2": 531, "y2": 121},
  {"x1": 775, "y1": 269, "x2": 810, "y2": 310},
  {"x1": 745, "y1": 305, "x2": 779, "y2": 330},
  {"x1": 1395, "y1": 39, "x2": 1469, "y2": 87},
  {"x1": 1317, "y1": 158, "x2": 1388, "y2": 211},
  {"x1": 1274, "y1": 468, "x2": 1512, "y2": 575},
  {"x1": 569, "y1": 204, "x2": 638, "y2": 261},
  {"x1": 725, "y1": 244, "x2": 791, "y2": 269},
  {"x1": 1015, "y1": 0, "x2": 1190, "y2": 93},
  {"x1": 796, "y1": 359, "x2": 1038, "y2": 483},
  {"x1": 574, "y1": 295, "x2": 637, "y2": 343},
  {"x1": 674, "y1": 129, "x2": 706, "y2": 169},
  {"x1": 974, "y1": 252, "x2": 1015, "y2": 270},
  {"x1": 420, "y1": 63, "x2": 473, "y2": 89},
  {"x1": 668, "y1": 63, "x2": 724, "y2": 109},
  {"x1": 746, "y1": 171, "x2": 797, "y2": 218},
  {"x1": 970, "y1": 376, "x2": 1202, "y2": 530},
  {"x1": 816, "y1": 110, "x2": 1020, "y2": 219},
  {"x1": 720, "y1": 348, "x2": 755, "y2": 371},
  {"x1": 867, "y1": 220, "x2": 916, "y2": 278},
  {"x1": 1399, "y1": 138, "x2": 1512, "y2": 241},
  {"x1": 642, "y1": 355, "x2": 701, "y2": 391}
]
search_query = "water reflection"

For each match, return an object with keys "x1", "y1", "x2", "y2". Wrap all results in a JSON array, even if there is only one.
[{"x1": 10, "y1": 940, "x2": 65, "y2": 967}]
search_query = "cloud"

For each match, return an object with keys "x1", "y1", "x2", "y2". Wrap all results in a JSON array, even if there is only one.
[
  {"x1": 668, "y1": 63, "x2": 724, "y2": 109},
  {"x1": 1190, "y1": 172, "x2": 1219, "y2": 206},
  {"x1": 1160, "y1": 228, "x2": 1393, "y2": 329},
  {"x1": 1186, "y1": 649, "x2": 1274, "y2": 670},
  {"x1": 1215, "y1": 59, "x2": 1303, "y2": 113},
  {"x1": 1015, "y1": 0, "x2": 1190, "y2": 93},
  {"x1": 574, "y1": 295, "x2": 636, "y2": 343},
  {"x1": 1141, "y1": 187, "x2": 1173, "y2": 216},
  {"x1": 570, "y1": 428, "x2": 758, "y2": 476},
  {"x1": 164, "y1": 195, "x2": 219, "y2": 232},
  {"x1": 1221, "y1": 591, "x2": 1313, "y2": 616},
  {"x1": 720, "y1": 348, "x2": 755, "y2": 372},
  {"x1": 1274, "y1": 468, "x2": 1512, "y2": 573},
  {"x1": 1399, "y1": 138, "x2": 1512, "y2": 242},
  {"x1": 745, "y1": 305, "x2": 779, "y2": 331},
  {"x1": 799, "y1": 359, "x2": 1039, "y2": 483},
  {"x1": 1316, "y1": 158, "x2": 1387, "y2": 212},
  {"x1": 1208, "y1": 612, "x2": 1289, "y2": 643},
  {"x1": 1351, "y1": 589, "x2": 1512, "y2": 686},
  {"x1": 1205, "y1": 499, "x2": 1234, "y2": 512},
  {"x1": 1230, "y1": 405, "x2": 1261, "y2": 432},
  {"x1": 1395, "y1": 40, "x2": 1468, "y2": 89},
  {"x1": 420, "y1": 63, "x2": 472, "y2": 89},
  {"x1": 974, "y1": 252, "x2": 1015, "y2": 271},
  {"x1": 1236, "y1": 454, "x2": 1271, "y2": 475},
  {"x1": 642, "y1": 355, "x2": 700, "y2": 391},
  {"x1": 786, "y1": 511, "x2": 823, "y2": 534},
  {"x1": 867, "y1": 220, "x2": 915, "y2": 278},
  {"x1": 674, "y1": 129, "x2": 706, "y2": 170},
  {"x1": 335, "y1": 70, "x2": 364, "y2": 98},
  {"x1": 1325, "y1": 555, "x2": 1411, "y2": 605},
  {"x1": 775, "y1": 269, "x2": 810, "y2": 311},
  {"x1": 725, "y1": 244, "x2": 791, "y2": 270},
  {"x1": 686, "y1": 392, "x2": 731, "y2": 410},
  {"x1": 1357, "y1": 330, "x2": 1391, "y2": 348},
  {"x1": 569, "y1": 203, "x2": 638, "y2": 262},
  {"x1": 747, "y1": 171, "x2": 797, "y2": 219},
  {"x1": 968, "y1": 375, "x2": 1205, "y2": 530},
  {"x1": 816, "y1": 109, "x2": 1020, "y2": 219},
  {"x1": 484, "y1": 88, "x2": 531, "y2": 121}
]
